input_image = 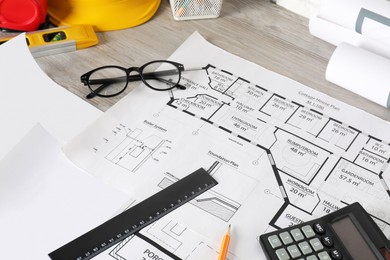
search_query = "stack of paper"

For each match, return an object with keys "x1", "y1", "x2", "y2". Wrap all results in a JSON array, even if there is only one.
[
  {"x1": 0, "y1": 35, "x2": 131, "y2": 259},
  {"x1": 0, "y1": 124, "x2": 130, "y2": 259},
  {"x1": 0, "y1": 34, "x2": 102, "y2": 161},
  {"x1": 309, "y1": 0, "x2": 390, "y2": 109}
]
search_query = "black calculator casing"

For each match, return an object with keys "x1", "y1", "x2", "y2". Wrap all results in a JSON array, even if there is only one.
[{"x1": 259, "y1": 202, "x2": 390, "y2": 260}]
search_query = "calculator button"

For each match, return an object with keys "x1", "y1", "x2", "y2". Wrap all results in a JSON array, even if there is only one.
[
  {"x1": 280, "y1": 231, "x2": 294, "y2": 245},
  {"x1": 309, "y1": 238, "x2": 324, "y2": 252},
  {"x1": 298, "y1": 241, "x2": 313, "y2": 255},
  {"x1": 268, "y1": 234, "x2": 283, "y2": 248},
  {"x1": 291, "y1": 228, "x2": 305, "y2": 242},
  {"x1": 306, "y1": 255, "x2": 318, "y2": 260},
  {"x1": 329, "y1": 249, "x2": 342, "y2": 260},
  {"x1": 313, "y1": 223, "x2": 325, "y2": 234},
  {"x1": 287, "y1": 244, "x2": 302, "y2": 258},
  {"x1": 275, "y1": 248, "x2": 291, "y2": 260},
  {"x1": 321, "y1": 236, "x2": 334, "y2": 247},
  {"x1": 301, "y1": 225, "x2": 315, "y2": 238},
  {"x1": 318, "y1": 251, "x2": 331, "y2": 260}
]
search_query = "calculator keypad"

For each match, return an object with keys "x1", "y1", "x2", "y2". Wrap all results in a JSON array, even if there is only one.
[
  {"x1": 291, "y1": 228, "x2": 305, "y2": 242},
  {"x1": 302, "y1": 225, "x2": 316, "y2": 238},
  {"x1": 280, "y1": 231, "x2": 294, "y2": 245},
  {"x1": 268, "y1": 234, "x2": 283, "y2": 248},
  {"x1": 309, "y1": 238, "x2": 324, "y2": 251},
  {"x1": 287, "y1": 245, "x2": 301, "y2": 258},
  {"x1": 276, "y1": 248, "x2": 290, "y2": 260},
  {"x1": 263, "y1": 223, "x2": 339, "y2": 260},
  {"x1": 321, "y1": 236, "x2": 333, "y2": 247}
]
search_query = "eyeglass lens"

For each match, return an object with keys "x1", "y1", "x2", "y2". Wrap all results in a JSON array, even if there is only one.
[
  {"x1": 88, "y1": 67, "x2": 128, "y2": 97},
  {"x1": 141, "y1": 61, "x2": 181, "y2": 90}
]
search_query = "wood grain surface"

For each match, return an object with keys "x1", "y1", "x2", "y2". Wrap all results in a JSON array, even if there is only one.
[{"x1": 2, "y1": 0, "x2": 389, "y2": 120}]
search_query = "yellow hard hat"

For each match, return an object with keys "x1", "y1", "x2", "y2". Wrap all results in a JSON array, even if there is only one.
[{"x1": 47, "y1": 0, "x2": 161, "y2": 31}]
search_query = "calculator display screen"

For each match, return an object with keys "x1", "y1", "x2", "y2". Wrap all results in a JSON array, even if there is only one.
[{"x1": 331, "y1": 215, "x2": 378, "y2": 260}]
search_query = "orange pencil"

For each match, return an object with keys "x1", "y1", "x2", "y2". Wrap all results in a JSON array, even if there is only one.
[{"x1": 218, "y1": 224, "x2": 231, "y2": 260}]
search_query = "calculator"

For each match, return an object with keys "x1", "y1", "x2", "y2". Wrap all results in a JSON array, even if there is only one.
[{"x1": 259, "y1": 202, "x2": 390, "y2": 260}]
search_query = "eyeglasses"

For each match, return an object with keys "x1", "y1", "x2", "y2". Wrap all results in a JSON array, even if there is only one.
[{"x1": 81, "y1": 60, "x2": 194, "y2": 99}]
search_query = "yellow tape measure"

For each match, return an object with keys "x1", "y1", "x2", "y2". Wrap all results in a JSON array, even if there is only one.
[{"x1": 0, "y1": 25, "x2": 98, "y2": 57}]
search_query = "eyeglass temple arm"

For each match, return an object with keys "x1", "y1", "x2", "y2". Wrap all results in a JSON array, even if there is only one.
[
  {"x1": 86, "y1": 83, "x2": 109, "y2": 99},
  {"x1": 127, "y1": 67, "x2": 205, "y2": 81},
  {"x1": 181, "y1": 67, "x2": 206, "y2": 72},
  {"x1": 87, "y1": 74, "x2": 183, "y2": 86},
  {"x1": 86, "y1": 75, "x2": 186, "y2": 99},
  {"x1": 86, "y1": 71, "x2": 174, "y2": 85}
]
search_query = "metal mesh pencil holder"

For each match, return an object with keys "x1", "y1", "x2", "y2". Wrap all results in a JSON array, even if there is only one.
[{"x1": 169, "y1": 0, "x2": 223, "y2": 21}]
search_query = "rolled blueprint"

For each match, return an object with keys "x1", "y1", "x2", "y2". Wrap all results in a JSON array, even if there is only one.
[
  {"x1": 326, "y1": 42, "x2": 390, "y2": 109},
  {"x1": 310, "y1": 0, "x2": 390, "y2": 58},
  {"x1": 309, "y1": 15, "x2": 390, "y2": 59}
]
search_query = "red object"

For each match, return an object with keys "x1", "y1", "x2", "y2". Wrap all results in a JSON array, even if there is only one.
[{"x1": 0, "y1": 0, "x2": 47, "y2": 31}]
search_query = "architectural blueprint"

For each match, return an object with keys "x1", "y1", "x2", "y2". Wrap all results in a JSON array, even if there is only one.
[{"x1": 64, "y1": 32, "x2": 390, "y2": 259}]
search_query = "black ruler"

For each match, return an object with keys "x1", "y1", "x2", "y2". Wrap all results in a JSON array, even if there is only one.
[{"x1": 49, "y1": 168, "x2": 218, "y2": 260}]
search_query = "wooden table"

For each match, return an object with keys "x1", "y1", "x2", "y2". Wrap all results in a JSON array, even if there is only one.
[{"x1": 7, "y1": 0, "x2": 390, "y2": 120}]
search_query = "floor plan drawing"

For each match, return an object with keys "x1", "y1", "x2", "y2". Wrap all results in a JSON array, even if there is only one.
[
  {"x1": 158, "y1": 166, "x2": 242, "y2": 222},
  {"x1": 105, "y1": 128, "x2": 166, "y2": 173},
  {"x1": 64, "y1": 32, "x2": 390, "y2": 259},
  {"x1": 170, "y1": 64, "x2": 390, "y2": 235},
  {"x1": 90, "y1": 123, "x2": 173, "y2": 174},
  {"x1": 94, "y1": 232, "x2": 181, "y2": 260}
]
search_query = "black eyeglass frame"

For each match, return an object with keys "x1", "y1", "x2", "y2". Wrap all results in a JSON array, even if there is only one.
[{"x1": 81, "y1": 60, "x2": 186, "y2": 99}]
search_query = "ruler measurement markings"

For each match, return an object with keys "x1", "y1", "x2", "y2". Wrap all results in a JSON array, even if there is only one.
[{"x1": 49, "y1": 168, "x2": 217, "y2": 260}]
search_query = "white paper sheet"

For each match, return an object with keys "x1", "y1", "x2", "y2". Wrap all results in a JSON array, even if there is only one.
[
  {"x1": 275, "y1": 0, "x2": 320, "y2": 18},
  {"x1": 0, "y1": 124, "x2": 130, "y2": 260},
  {"x1": 0, "y1": 34, "x2": 102, "y2": 161},
  {"x1": 64, "y1": 32, "x2": 390, "y2": 259},
  {"x1": 309, "y1": 0, "x2": 390, "y2": 56},
  {"x1": 326, "y1": 42, "x2": 390, "y2": 108}
]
